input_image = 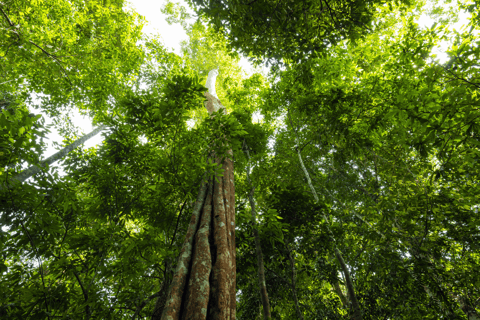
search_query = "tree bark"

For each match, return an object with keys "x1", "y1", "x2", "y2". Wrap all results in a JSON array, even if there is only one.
[
  {"x1": 334, "y1": 248, "x2": 362, "y2": 320},
  {"x1": 244, "y1": 142, "x2": 271, "y2": 319},
  {"x1": 160, "y1": 76, "x2": 236, "y2": 320},
  {"x1": 159, "y1": 181, "x2": 208, "y2": 319}
]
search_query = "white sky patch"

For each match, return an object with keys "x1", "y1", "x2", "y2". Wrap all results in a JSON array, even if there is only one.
[
  {"x1": 416, "y1": 0, "x2": 472, "y2": 63},
  {"x1": 126, "y1": 0, "x2": 190, "y2": 55},
  {"x1": 186, "y1": 118, "x2": 195, "y2": 129},
  {"x1": 252, "y1": 111, "x2": 264, "y2": 123}
]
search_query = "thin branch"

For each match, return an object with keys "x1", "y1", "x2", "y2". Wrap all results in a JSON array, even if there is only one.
[
  {"x1": 169, "y1": 198, "x2": 188, "y2": 247},
  {"x1": 72, "y1": 270, "x2": 89, "y2": 303},
  {"x1": 19, "y1": 219, "x2": 52, "y2": 320},
  {"x1": 0, "y1": 7, "x2": 73, "y2": 85},
  {"x1": 28, "y1": 40, "x2": 72, "y2": 85},
  {"x1": 0, "y1": 7, "x2": 16, "y2": 27},
  {"x1": 131, "y1": 291, "x2": 162, "y2": 320}
]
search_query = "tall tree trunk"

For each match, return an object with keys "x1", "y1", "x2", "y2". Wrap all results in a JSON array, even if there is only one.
[
  {"x1": 287, "y1": 113, "x2": 362, "y2": 320},
  {"x1": 1, "y1": 125, "x2": 106, "y2": 190},
  {"x1": 332, "y1": 277, "x2": 348, "y2": 309},
  {"x1": 244, "y1": 142, "x2": 271, "y2": 320},
  {"x1": 151, "y1": 279, "x2": 170, "y2": 320},
  {"x1": 151, "y1": 258, "x2": 174, "y2": 320},
  {"x1": 285, "y1": 245, "x2": 305, "y2": 320},
  {"x1": 334, "y1": 248, "x2": 362, "y2": 320},
  {"x1": 161, "y1": 71, "x2": 236, "y2": 320}
]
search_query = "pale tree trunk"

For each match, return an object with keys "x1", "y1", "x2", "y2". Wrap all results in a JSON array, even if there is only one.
[
  {"x1": 287, "y1": 113, "x2": 362, "y2": 320},
  {"x1": 1, "y1": 125, "x2": 107, "y2": 190},
  {"x1": 244, "y1": 142, "x2": 271, "y2": 320},
  {"x1": 334, "y1": 248, "x2": 362, "y2": 320},
  {"x1": 160, "y1": 71, "x2": 236, "y2": 320}
]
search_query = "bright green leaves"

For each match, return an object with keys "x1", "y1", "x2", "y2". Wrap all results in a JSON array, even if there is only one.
[
  {"x1": 164, "y1": 73, "x2": 208, "y2": 111},
  {"x1": 3, "y1": 0, "x2": 480, "y2": 318},
  {"x1": 0, "y1": 96, "x2": 46, "y2": 179},
  {"x1": 117, "y1": 71, "x2": 206, "y2": 136},
  {"x1": 188, "y1": 0, "x2": 412, "y2": 65},
  {"x1": 151, "y1": 73, "x2": 206, "y2": 130},
  {"x1": 201, "y1": 108, "x2": 247, "y2": 158},
  {"x1": 161, "y1": 0, "x2": 193, "y2": 29},
  {"x1": 172, "y1": 16, "x2": 244, "y2": 109},
  {"x1": 0, "y1": 0, "x2": 145, "y2": 114},
  {"x1": 230, "y1": 108, "x2": 269, "y2": 158}
]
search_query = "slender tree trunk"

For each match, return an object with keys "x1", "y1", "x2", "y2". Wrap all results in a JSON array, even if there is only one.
[
  {"x1": 332, "y1": 277, "x2": 348, "y2": 308},
  {"x1": 334, "y1": 248, "x2": 362, "y2": 320},
  {"x1": 285, "y1": 245, "x2": 304, "y2": 320},
  {"x1": 287, "y1": 112, "x2": 362, "y2": 320},
  {"x1": 1, "y1": 125, "x2": 106, "y2": 190},
  {"x1": 151, "y1": 280, "x2": 170, "y2": 320},
  {"x1": 151, "y1": 259, "x2": 174, "y2": 320},
  {"x1": 160, "y1": 73, "x2": 236, "y2": 319},
  {"x1": 244, "y1": 142, "x2": 271, "y2": 319}
]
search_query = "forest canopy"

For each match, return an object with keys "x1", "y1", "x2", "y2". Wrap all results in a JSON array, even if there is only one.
[{"x1": 1, "y1": 0, "x2": 480, "y2": 319}]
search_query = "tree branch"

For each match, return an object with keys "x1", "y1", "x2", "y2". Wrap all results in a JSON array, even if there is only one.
[{"x1": 131, "y1": 291, "x2": 162, "y2": 320}]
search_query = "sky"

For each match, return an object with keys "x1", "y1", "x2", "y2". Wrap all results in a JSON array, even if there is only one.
[
  {"x1": 39, "y1": 0, "x2": 471, "y2": 167},
  {"x1": 126, "y1": 0, "x2": 189, "y2": 56}
]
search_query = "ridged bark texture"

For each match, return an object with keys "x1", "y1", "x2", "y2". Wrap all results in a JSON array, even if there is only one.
[
  {"x1": 160, "y1": 182, "x2": 209, "y2": 319},
  {"x1": 161, "y1": 89, "x2": 236, "y2": 320},
  {"x1": 210, "y1": 155, "x2": 236, "y2": 319}
]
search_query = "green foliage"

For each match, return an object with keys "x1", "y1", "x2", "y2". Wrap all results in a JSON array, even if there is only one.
[
  {"x1": 0, "y1": 94, "x2": 47, "y2": 182},
  {"x1": 0, "y1": 0, "x2": 145, "y2": 115},
  {"x1": 161, "y1": 0, "x2": 193, "y2": 29},
  {"x1": 188, "y1": 0, "x2": 413, "y2": 64},
  {"x1": 2, "y1": 0, "x2": 480, "y2": 318}
]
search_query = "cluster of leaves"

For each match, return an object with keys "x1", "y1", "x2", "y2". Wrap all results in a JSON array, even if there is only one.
[
  {"x1": 187, "y1": 0, "x2": 413, "y2": 65},
  {"x1": 0, "y1": 94, "x2": 46, "y2": 176},
  {"x1": 0, "y1": 0, "x2": 145, "y2": 116},
  {"x1": 2, "y1": 0, "x2": 480, "y2": 319}
]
